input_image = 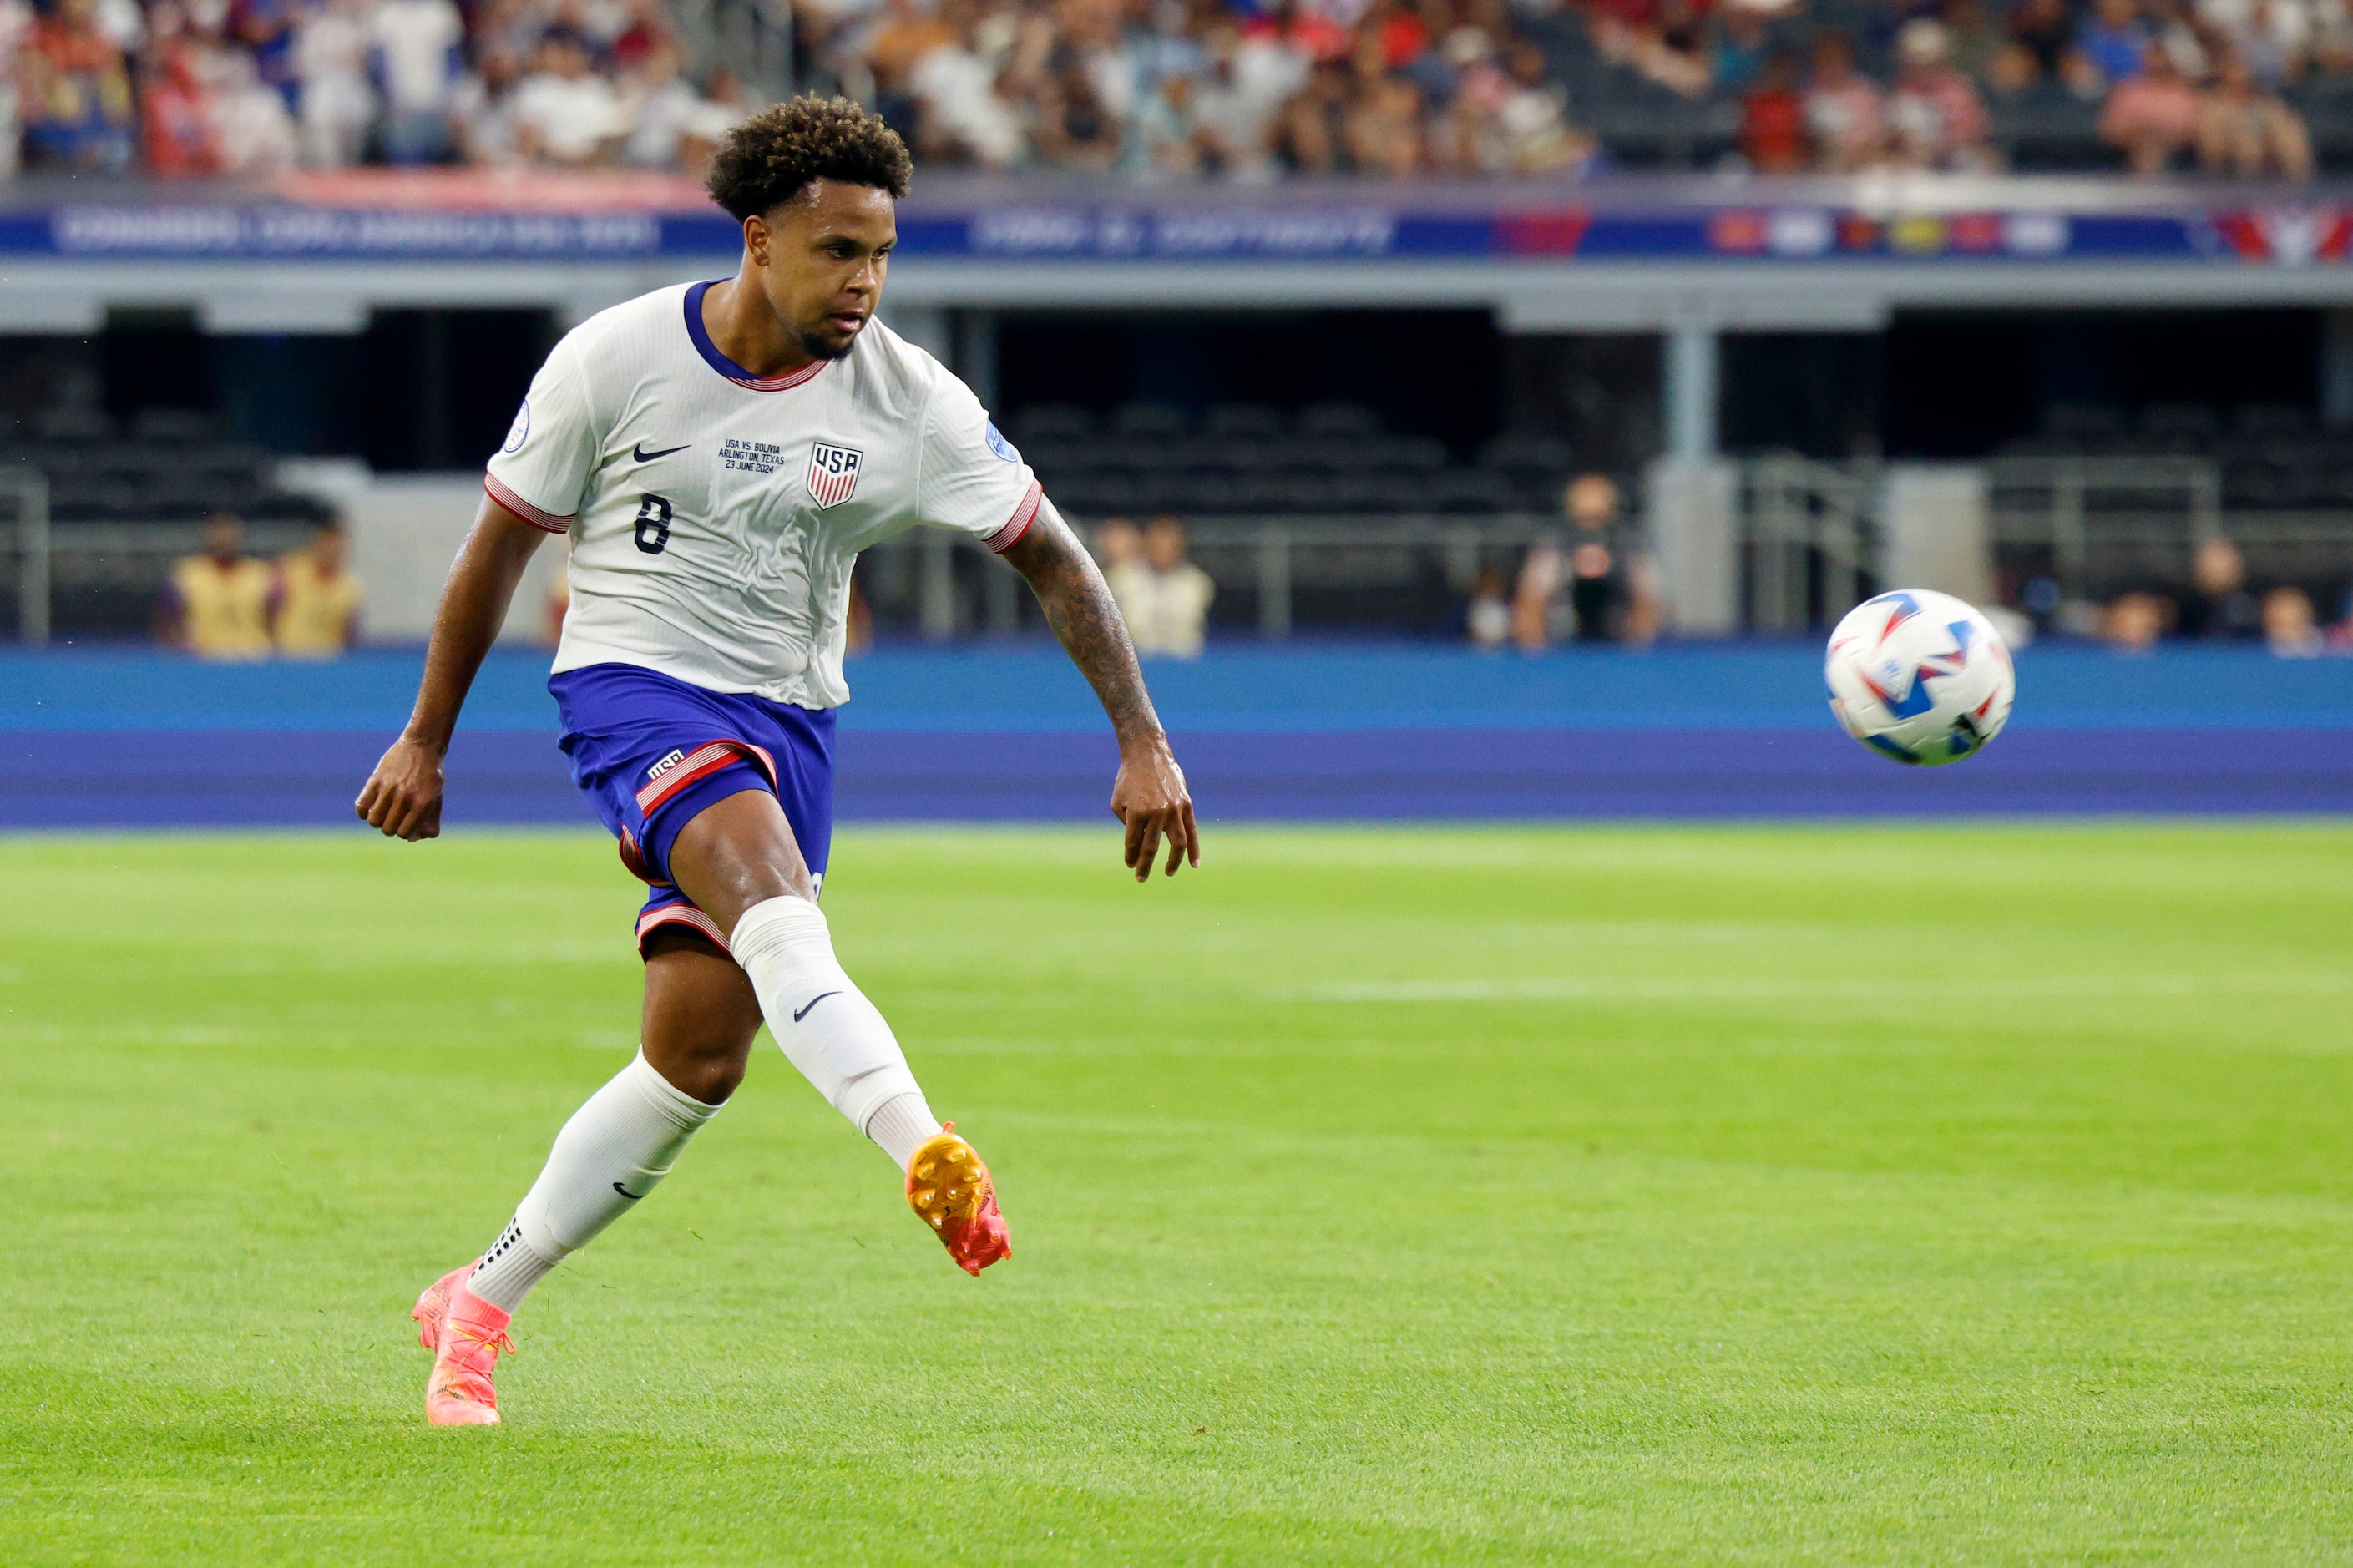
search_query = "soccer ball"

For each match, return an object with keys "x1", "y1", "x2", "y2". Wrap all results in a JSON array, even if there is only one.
[{"x1": 1824, "y1": 589, "x2": 2015, "y2": 766}]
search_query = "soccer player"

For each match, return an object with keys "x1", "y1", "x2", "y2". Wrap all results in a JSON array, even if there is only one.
[{"x1": 356, "y1": 97, "x2": 1199, "y2": 1427}]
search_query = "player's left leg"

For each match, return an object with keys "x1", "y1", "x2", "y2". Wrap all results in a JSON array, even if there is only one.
[
  {"x1": 412, "y1": 933, "x2": 761, "y2": 1425},
  {"x1": 667, "y1": 790, "x2": 1010, "y2": 1275}
]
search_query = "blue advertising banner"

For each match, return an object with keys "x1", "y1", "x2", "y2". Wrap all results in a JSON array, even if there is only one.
[{"x1": 4, "y1": 174, "x2": 2350, "y2": 265}]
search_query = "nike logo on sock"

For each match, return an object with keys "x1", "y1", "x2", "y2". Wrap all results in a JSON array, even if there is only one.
[
  {"x1": 633, "y1": 442, "x2": 690, "y2": 462},
  {"x1": 613, "y1": 1181, "x2": 645, "y2": 1200},
  {"x1": 792, "y1": 991, "x2": 841, "y2": 1023}
]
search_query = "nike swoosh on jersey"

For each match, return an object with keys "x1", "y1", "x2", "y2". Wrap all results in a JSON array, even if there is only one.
[
  {"x1": 792, "y1": 991, "x2": 841, "y2": 1023},
  {"x1": 633, "y1": 442, "x2": 691, "y2": 462}
]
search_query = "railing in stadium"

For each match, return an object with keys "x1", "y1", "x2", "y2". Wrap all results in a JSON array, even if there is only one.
[{"x1": 3, "y1": 458, "x2": 2342, "y2": 643}]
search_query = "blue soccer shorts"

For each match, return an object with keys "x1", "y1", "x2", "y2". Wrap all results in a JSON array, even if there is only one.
[{"x1": 549, "y1": 662, "x2": 835, "y2": 959}]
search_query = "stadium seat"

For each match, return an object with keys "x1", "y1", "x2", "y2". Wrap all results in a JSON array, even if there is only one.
[
  {"x1": 1111, "y1": 402, "x2": 1191, "y2": 438},
  {"x1": 1202, "y1": 403, "x2": 1288, "y2": 438},
  {"x1": 1296, "y1": 402, "x2": 1384, "y2": 438},
  {"x1": 1012, "y1": 404, "x2": 1096, "y2": 443}
]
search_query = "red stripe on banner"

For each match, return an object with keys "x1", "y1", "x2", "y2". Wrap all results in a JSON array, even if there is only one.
[
  {"x1": 1493, "y1": 210, "x2": 1591, "y2": 256},
  {"x1": 636, "y1": 903, "x2": 731, "y2": 954},
  {"x1": 483, "y1": 473, "x2": 574, "y2": 533},
  {"x1": 984, "y1": 481, "x2": 1045, "y2": 554}
]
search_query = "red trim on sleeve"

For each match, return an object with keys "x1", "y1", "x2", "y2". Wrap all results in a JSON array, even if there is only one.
[
  {"x1": 983, "y1": 480, "x2": 1045, "y2": 554},
  {"x1": 483, "y1": 473, "x2": 574, "y2": 534}
]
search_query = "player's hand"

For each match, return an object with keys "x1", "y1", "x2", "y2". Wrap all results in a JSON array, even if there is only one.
[
  {"x1": 357, "y1": 736, "x2": 447, "y2": 842},
  {"x1": 1110, "y1": 735, "x2": 1198, "y2": 882}
]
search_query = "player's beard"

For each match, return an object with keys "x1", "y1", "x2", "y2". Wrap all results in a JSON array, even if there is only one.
[{"x1": 797, "y1": 316, "x2": 863, "y2": 362}]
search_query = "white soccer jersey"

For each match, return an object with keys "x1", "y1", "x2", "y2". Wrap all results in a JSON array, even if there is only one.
[{"x1": 484, "y1": 281, "x2": 1042, "y2": 709}]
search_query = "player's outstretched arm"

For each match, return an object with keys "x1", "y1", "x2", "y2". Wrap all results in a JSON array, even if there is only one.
[
  {"x1": 1000, "y1": 497, "x2": 1200, "y2": 882},
  {"x1": 356, "y1": 496, "x2": 551, "y2": 842}
]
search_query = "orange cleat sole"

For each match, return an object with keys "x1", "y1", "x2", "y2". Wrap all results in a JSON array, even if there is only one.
[{"x1": 905, "y1": 1122, "x2": 1011, "y2": 1276}]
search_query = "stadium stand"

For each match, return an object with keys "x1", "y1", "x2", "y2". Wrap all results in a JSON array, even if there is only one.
[
  {"x1": 4, "y1": 0, "x2": 2349, "y2": 180},
  {"x1": 1010, "y1": 400, "x2": 1561, "y2": 518},
  {"x1": 0, "y1": 407, "x2": 331, "y2": 631}
]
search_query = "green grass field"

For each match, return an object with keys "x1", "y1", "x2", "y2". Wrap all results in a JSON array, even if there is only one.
[{"x1": 3, "y1": 822, "x2": 2350, "y2": 1565}]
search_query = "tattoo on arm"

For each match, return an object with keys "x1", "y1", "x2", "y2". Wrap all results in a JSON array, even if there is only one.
[{"x1": 1003, "y1": 498, "x2": 1164, "y2": 746}]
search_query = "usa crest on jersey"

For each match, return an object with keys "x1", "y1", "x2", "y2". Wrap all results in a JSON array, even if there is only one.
[{"x1": 807, "y1": 443, "x2": 863, "y2": 508}]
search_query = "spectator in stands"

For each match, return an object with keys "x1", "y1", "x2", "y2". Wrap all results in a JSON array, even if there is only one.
[
  {"x1": 1889, "y1": 19, "x2": 1996, "y2": 169},
  {"x1": 22, "y1": 0, "x2": 134, "y2": 171},
  {"x1": 1936, "y1": 0, "x2": 2008, "y2": 87},
  {"x1": 2005, "y1": 0, "x2": 2094, "y2": 90},
  {"x1": 2182, "y1": 537, "x2": 2264, "y2": 637},
  {"x1": 1805, "y1": 33, "x2": 1886, "y2": 171},
  {"x1": 2263, "y1": 585, "x2": 2325, "y2": 656},
  {"x1": 1191, "y1": 23, "x2": 1293, "y2": 177},
  {"x1": 510, "y1": 28, "x2": 622, "y2": 165},
  {"x1": 273, "y1": 519, "x2": 365, "y2": 657},
  {"x1": 0, "y1": 0, "x2": 28, "y2": 179},
  {"x1": 2100, "y1": 41, "x2": 2202, "y2": 171},
  {"x1": 1741, "y1": 51, "x2": 1810, "y2": 170},
  {"x1": 1490, "y1": 40, "x2": 1593, "y2": 173},
  {"x1": 230, "y1": 0, "x2": 302, "y2": 113},
  {"x1": 211, "y1": 46, "x2": 301, "y2": 171},
  {"x1": 1710, "y1": 4, "x2": 1773, "y2": 94},
  {"x1": 619, "y1": 44, "x2": 740, "y2": 170},
  {"x1": 2198, "y1": 49, "x2": 2314, "y2": 176},
  {"x1": 2103, "y1": 590, "x2": 2170, "y2": 650},
  {"x1": 294, "y1": 0, "x2": 377, "y2": 168},
  {"x1": 1346, "y1": 56, "x2": 1427, "y2": 175},
  {"x1": 453, "y1": 46, "x2": 525, "y2": 165},
  {"x1": 372, "y1": 0, "x2": 466, "y2": 164},
  {"x1": 605, "y1": 0, "x2": 676, "y2": 71},
  {"x1": 1276, "y1": 56, "x2": 1355, "y2": 170},
  {"x1": 1035, "y1": 60, "x2": 1125, "y2": 171},
  {"x1": 1467, "y1": 565, "x2": 1512, "y2": 649},
  {"x1": 863, "y1": 0, "x2": 954, "y2": 133},
  {"x1": 1131, "y1": 68, "x2": 1207, "y2": 174},
  {"x1": 1430, "y1": 28, "x2": 1507, "y2": 169},
  {"x1": 160, "y1": 513, "x2": 275, "y2": 662},
  {"x1": 1565, "y1": 473, "x2": 1627, "y2": 642},
  {"x1": 2079, "y1": 0, "x2": 2155, "y2": 83},
  {"x1": 1125, "y1": 517, "x2": 1217, "y2": 658},
  {"x1": 142, "y1": 33, "x2": 221, "y2": 175},
  {"x1": 908, "y1": 0, "x2": 1026, "y2": 168}
]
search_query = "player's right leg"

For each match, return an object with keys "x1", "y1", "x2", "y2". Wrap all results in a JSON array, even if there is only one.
[{"x1": 412, "y1": 932, "x2": 762, "y2": 1426}]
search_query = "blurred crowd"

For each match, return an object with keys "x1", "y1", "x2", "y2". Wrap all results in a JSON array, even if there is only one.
[
  {"x1": 1, "y1": 0, "x2": 755, "y2": 175},
  {"x1": 159, "y1": 512, "x2": 362, "y2": 656},
  {"x1": 0, "y1": 0, "x2": 2339, "y2": 178},
  {"x1": 1724, "y1": 0, "x2": 2318, "y2": 177},
  {"x1": 2086, "y1": 538, "x2": 2353, "y2": 655},
  {"x1": 842, "y1": 0, "x2": 1593, "y2": 177},
  {"x1": 794, "y1": 0, "x2": 2341, "y2": 178}
]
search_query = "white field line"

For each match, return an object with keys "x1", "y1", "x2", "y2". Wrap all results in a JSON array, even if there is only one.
[{"x1": 1278, "y1": 974, "x2": 2350, "y2": 1004}]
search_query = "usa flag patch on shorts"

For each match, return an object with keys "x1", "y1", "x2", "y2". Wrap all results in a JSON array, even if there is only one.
[{"x1": 807, "y1": 443, "x2": 863, "y2": 508}]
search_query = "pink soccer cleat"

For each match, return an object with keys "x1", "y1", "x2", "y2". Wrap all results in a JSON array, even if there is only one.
[
  {"x1": 412, "y1": 1264, "x2": 514, "y2": 1426},
  {"x1": 905, "y1": 1123, "x2": 1011, "y2": 1276}
]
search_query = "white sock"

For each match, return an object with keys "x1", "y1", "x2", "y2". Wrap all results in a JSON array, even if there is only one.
[
  {"x1": 865, "y1": 1090, "x2": 945, "y2": 1170},
  {"x1": 728, "y1": 895, "x2": 940, "y2": 1166},
  {"x1": 464, "y1": 1050, "x2": 721, "y2": 1313}
]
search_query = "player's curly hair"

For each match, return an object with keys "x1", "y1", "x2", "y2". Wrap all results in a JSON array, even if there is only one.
[{"x1": 706, "y1": 94, "x2": 913, "y2": 220}]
